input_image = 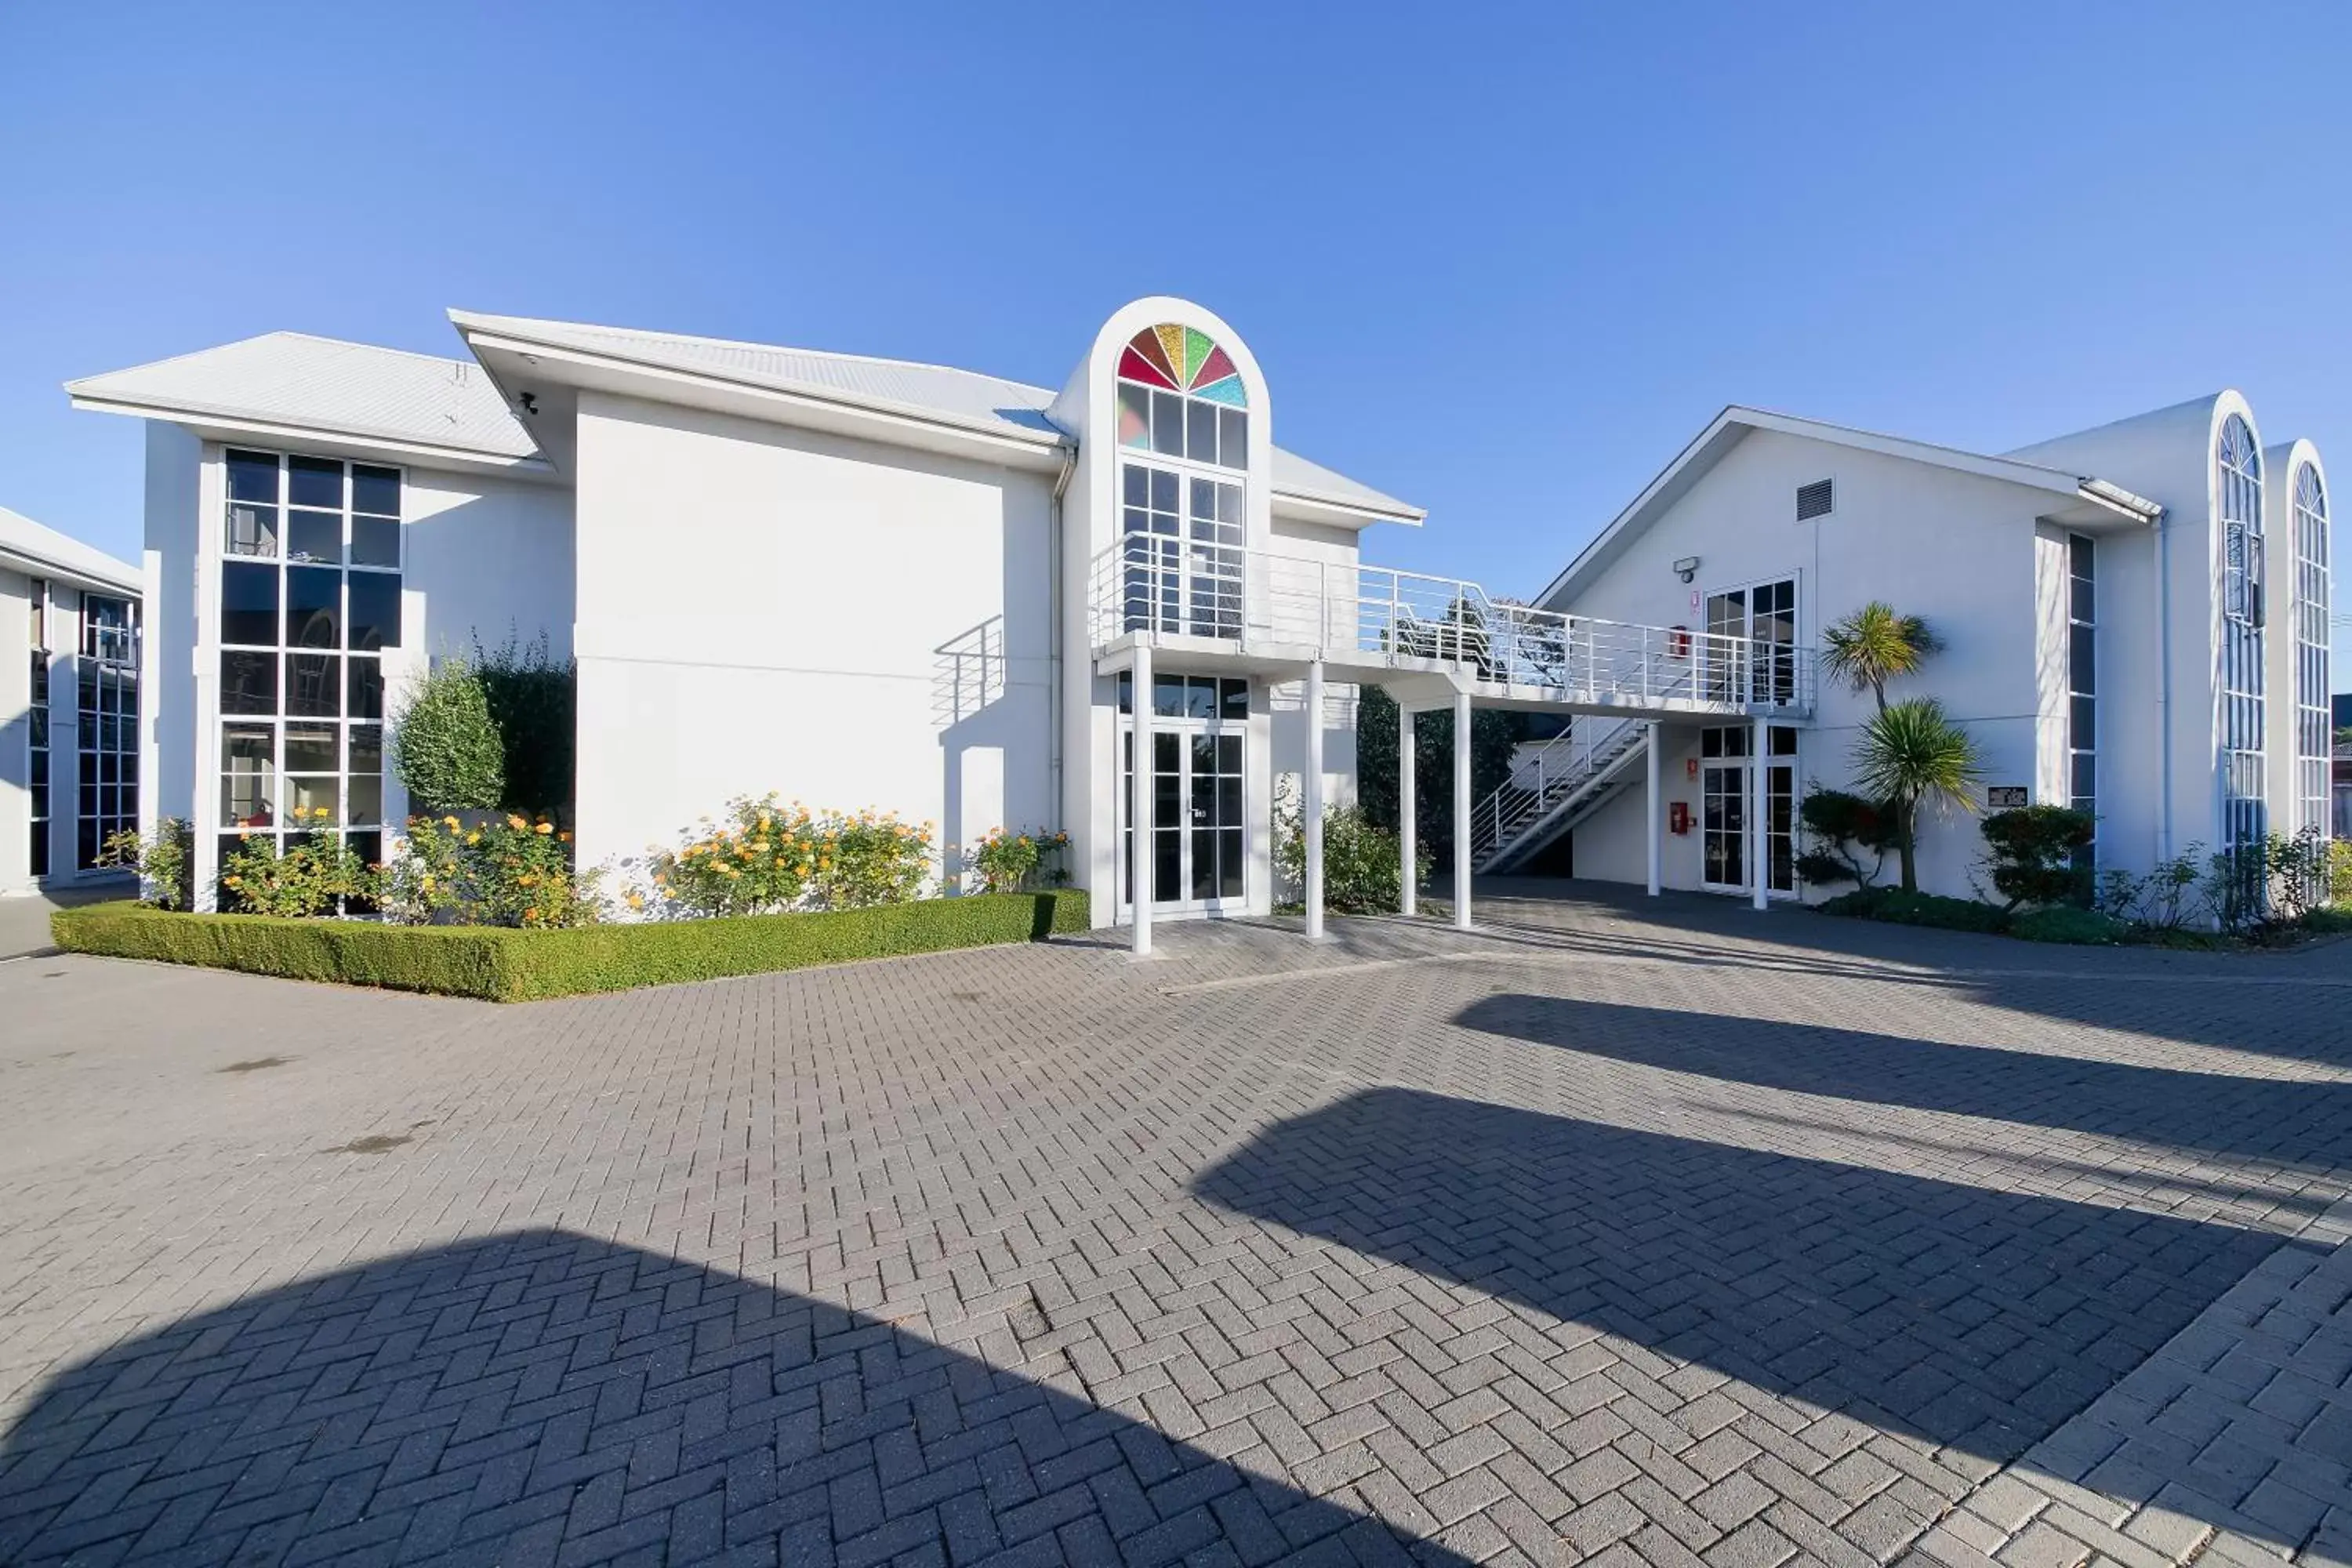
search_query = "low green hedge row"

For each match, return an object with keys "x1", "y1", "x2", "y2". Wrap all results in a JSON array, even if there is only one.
[{"x1": 51, "y1": 891, "x2": 1089, "y2": 1003}]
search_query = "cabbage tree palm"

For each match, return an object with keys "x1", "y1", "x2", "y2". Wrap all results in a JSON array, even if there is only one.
[
  {"x1": 1822, "y1": 601, "x2": 1941, "y2": 713},
  {"x1": 1851, "y1": 698, "x2": 1983, "y2": 892}
]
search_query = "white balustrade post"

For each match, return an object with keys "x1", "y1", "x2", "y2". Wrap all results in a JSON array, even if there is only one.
[
  {"x1": 1751, "y1": 713, "x2": 1769, "y2": 913},
  {"x1": 1399, "y1": 704, "x2": 1417, "y2": 916},
  {"x1": 1305, "y1": 659, "x2": 1327, "y2": 940},
  {"x1": 1453, "y1": 690, "x2": 1474, "y2": 930},
  {"x1": 1646, "y1": 721, "x2": 1663, "y2": 897},
  {"x1": 1131, "y1": 641, "x2": 1153, "y2": 956}
]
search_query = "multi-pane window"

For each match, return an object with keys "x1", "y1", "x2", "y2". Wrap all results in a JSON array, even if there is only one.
[
  {"x1": 1704, "y1": 579, "x2": 1798, "y2": 705},
  {"x1": 216, "y1": 449, "x2": 400, "y2": 883},
  {"x1": 27, "y1": 577, "x2": 48, "y2": 878},
  {"x1": 1115, "y1": 325, "x2": 1249, "y2": 641},
  {"x1": 2292, "y1": 464, "x2": 2331, "y2": 839},
  {"x1": 2067, "y1": 535, "x2": 2096, "y2": 862},
  {"x1": 74, "y1": 595, "x2": 140, "y2": 870},
  {"x1": 2216, "y1": 416, "x2": 2266, "y2": 862}
]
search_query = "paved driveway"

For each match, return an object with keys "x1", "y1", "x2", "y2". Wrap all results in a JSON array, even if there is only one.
[{"x1": 2, "y1": 884, "x2": 2350, "y2": 1568}]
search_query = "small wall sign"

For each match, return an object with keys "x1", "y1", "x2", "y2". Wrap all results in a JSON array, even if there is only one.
[{"x1": 1985, "y1": 786, "x2": 2029, "y2": 808}]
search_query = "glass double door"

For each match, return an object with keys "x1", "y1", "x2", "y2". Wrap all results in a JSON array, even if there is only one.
[
  {"x1": 1700, "y1": 726, "x2": 1797, "y2": 895},
  {"x1": 1704, "y1": 578, "x2": 1798, "y2": 705},
  {"x1": 1121, "y1": 721, "x2": 1247, "y2": 913}
]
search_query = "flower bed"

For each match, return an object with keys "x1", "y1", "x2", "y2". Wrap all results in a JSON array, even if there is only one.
[{"x1": 52, "y1": 891, "x2": 1088, "y2": 1003}]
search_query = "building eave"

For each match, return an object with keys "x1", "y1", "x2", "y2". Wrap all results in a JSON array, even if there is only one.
[{"x1": 64, "y1": 391, "x2": 561, "y2": 481}]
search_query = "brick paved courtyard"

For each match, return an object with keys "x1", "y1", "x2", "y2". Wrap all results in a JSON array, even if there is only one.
[{"x1": 2, "y1": 883, "x2": 2350, "y2": 1567}]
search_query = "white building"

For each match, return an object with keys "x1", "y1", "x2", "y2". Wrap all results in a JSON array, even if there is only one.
[
  {"x1": 0, "y1": 506, "x2": 144, "y2": 895},
  {"x1": 1505, "y1": 397, "x2": 2332, "y2": 902},
  {"x1": 67, "y1": 300, "x2": 1819, "y2": 940}
]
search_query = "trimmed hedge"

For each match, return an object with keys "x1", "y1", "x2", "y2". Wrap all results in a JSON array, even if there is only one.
[
  {"x1": 52, "y1": 891, "x2": 1090, "y2": 1003},
  {"x1": 1816, "y1": 887, "x2": 2010, "y2": 934}
]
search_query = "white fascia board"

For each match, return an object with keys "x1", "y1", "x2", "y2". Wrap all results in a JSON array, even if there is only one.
[
  {"x1": 453, "y1": 325, "x2": 1073, "y2": 474},
  {"x1": 1270, "y1": 488, "x2": 1425, "y2": 531},
  {"x1": 65, "y1": 394, "x2": 561, "y2": 481},
  {"x1": 0, "y1": 543, "x2": 140, "y2": 594}
]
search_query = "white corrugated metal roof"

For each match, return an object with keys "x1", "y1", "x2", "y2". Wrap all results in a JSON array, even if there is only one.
[
  {"x1": 66, "y1": 332, "x2": 538, "y2": 459},
  {"x1": 0, "y1": 505, "x2": 140, "y2": 592},
  {"x1": 451, "y1": 310, "x2": 1422, "y2": 518}
]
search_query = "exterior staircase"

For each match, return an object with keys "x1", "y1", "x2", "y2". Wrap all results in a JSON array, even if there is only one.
[{"x1": 1468, "y1": 715, "x2": 1648, "y2": 873}]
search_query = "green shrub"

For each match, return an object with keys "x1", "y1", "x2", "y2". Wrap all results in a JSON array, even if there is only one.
[
  {"x1": 1979, "y1": 805, "x2": 2094, "y2": 911},
  {"x1": 645, "y1": 797, "x2": 935, "y2": 916},
  {"x1": 1817, "y1": 887, "x2": 2009, "y2": 933},
  {"x1": 1274, "y1": 792, "x2": 1426, "y2": 914},
  {"x1": 2332, "y1": 840, "x2": 2352, "y2": 906},
  {"x1": 220, "y1": 833, "x2": 371, "y2": 917},
  {"x1": 96, "y1": 817, "x2": 194, "y2": 909},
  {"x1": 2299, "y1": 906, "x2": 2352, "y2": 935},
  {"x1": 2009, "y1": 905, "x2": 2129, "y2": 945},
  {"x1": 392, "y1": 655, "x2": 504, "y2": 813},
  {"x1": 1795, "y1": 788, "x2": 1898, "y2": 890},
  {"x1": 474, "y1": 632, "x2": 575, "y2": 818},
  {"x1": 51, "y1": 891, "x2": 1088, "y2": 1002},
  {"x1": 966, "y1": 827, "x2": 1072, "y2": 894},
  {"x1": 378, "y1": 813, "x2": 601, "y2": 928}
]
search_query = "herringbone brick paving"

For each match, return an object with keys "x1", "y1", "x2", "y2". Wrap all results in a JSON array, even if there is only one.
[{"x1": 2, "y1": 882, "x2": 2350, "y2": 1567}]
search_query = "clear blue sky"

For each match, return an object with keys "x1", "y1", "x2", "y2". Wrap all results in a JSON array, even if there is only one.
[{"x1": 5, "y1": 3, "x2": 2350, "y2": 671}]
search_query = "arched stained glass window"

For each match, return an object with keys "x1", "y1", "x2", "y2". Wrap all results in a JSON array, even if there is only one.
[
  {"x1": 2216, "y1": 413, "x2": 2267, "y2": 872},
  {"x1": 1116, "y1": 325, "x2": 1248, "y2": 470}
]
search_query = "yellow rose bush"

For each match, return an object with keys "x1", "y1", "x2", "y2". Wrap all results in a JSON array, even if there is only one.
[
  {"x1": 964, "y1": 827, "x2": 1072, "y2": 895},
  {"x1": 374, "y1": 813, "x2": 601, "y2": 929},
  {"x1": 643, "y1": 795, "x2": 934, "y2": 917},
  {"x1": 219, "y1": 832, "x2": 372, "y2": 918}
]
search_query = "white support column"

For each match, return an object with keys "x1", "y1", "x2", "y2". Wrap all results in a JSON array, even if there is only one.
[
  {"x1": 1399, "y1": 704, "x2": 1417, "y2": 916},
  {"x1": 1751, "y1": 714, "x2": 1769, "y2": 912},
  {"x1": 1453, "y1": 690, "x2": 1473, "y2": 930},
  {"x1": 1305, "y1": 659, "x2": 1326, "y2": 939},
  {"x1": 1131, "y1": 642, "x2": 1153, "y2": 956},
  {"x1": 1645, "y1": 721, "x2": 1662, "y2": 897}
]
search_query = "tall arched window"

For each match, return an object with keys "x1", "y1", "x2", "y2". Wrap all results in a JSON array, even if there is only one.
[
  {"x1": 1115, "y1": 325, "x2": 1249, "y2": 639},
  {"x1": 2216, "y1": 414, "x2": 2266, "y2": 864},
  {"x1": 2292, "y1": 463, "x2": 2331, "y2": 838}
]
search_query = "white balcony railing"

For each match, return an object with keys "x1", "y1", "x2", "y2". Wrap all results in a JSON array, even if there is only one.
[{"x1": 1089, "y1": 536, "x2": 1813, "y2": 714}]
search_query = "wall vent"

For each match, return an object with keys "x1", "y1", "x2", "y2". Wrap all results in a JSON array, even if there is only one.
[{"x1": 1796, "y1": 480, "x2": 1835, "y2": 521}]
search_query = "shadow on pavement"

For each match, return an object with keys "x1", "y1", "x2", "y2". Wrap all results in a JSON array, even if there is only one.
[
  {"x1": 1457, "y1": 993, "x2": 2352, "y2": 1177},
  {"x1": 1192, "y1": 1085, "x2": 2311, "y2": 1550},
  {"x1": 0, "y1": 1230, "x2": 1470, "y2": 1567}
]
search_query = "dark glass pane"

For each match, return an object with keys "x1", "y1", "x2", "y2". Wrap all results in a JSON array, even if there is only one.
[
  {"x1": 78, "y1": 820, "x2": 96, "y2": 871},
  {"x1": 1123, "y1": 464, "x2": 1149, "y2": 506},
  {"x1": 1769, "y1": 727, "x2": 1798, "y2": 756},
  {"x1": 220, "y1": 650, "x2": 277, "y2": 714},
  {"x1": 1217, "y1": 482, "x2": 1241, "y2": 528},
  {"x1": 349, "y1": 775, "x2": 383, "y2": 829},
  {"x1": 350, "y1": 724, "x2": 383, "y2": 774},
  {"x1": 1152, "y1": 829, "x2": 1180, "y2": 902},
  {"x1": 227, "y1": 450, "x2": 280, "y2": 503},
  {"x1": 226, "y1": 503, "x2": 279, "y2": 558},
  {"x1": 286, "y1": 567, "x2": 340, "y2": 648},
  {"x1": 1220, "y1": 829, "x2": 1243, "y2": 898},
  {"x1": 1188, "y1": 400, "x2": 1218, "y2": 465},
  {"x1": 1151, "y1": 390, "x2": 1183, "y2": 456},
  {"x1": 1220, "y1": 678, "x2": 1248, "y2": 720},
  {"x1": 285, "y1": 653, "x2": 340, "y2": 717},
  {"x1": 2071, "y1": 695, "x2": 2095, "y2": 743},
  {"x1": 2069, "y1": 575, "x2": 2094, "y2": 625},
  {"x1": 1116, "y1": 671, "x2": 1131, "y2": 714},
  {"x1": 288, "y1": 455, "x2": 343, "y2": 510},
  {"x1": 1185, "y1": 679, "x2": 1215, "y2": 720},
  {"x1": 350, "y1": 517, "x2": 400, "y2": 568},
  {"x1": 1152, "y1": 675, "x2": 1185, "y2": 717},
  {"x1": 347, "y1": 656, "x2": 383, "y2": 720},
  {"x1": 1192, "y1": 829, "x2": 1215, "y2": 899},
  {"x1": 2072, "y1": 754, "x2": 2096, "y2": 799},
  {"x1": 2068, "y1": 626, "x2": 2094, "y2": 695},
  {"x1": 1701, "y1": 728, "x2": 1722, "y2": 758},
  {"x1": 283, "y1": 725, "x2": 337, "y2": 774},
  {"x1": 351, "y1": 465, "x2": 400, "y2": 517},
  {"x1": 1116, "y1": 383, "x2": 1151, "y2": 448},
  {"x1": 1191, "y1": 734, "x2": 1216, "y2": 788},
  {"x1": 1218, "y1": 777, "x2": 1241, "y2": 826},
  {"x1": 2069, "y1": 533, "x2": 2094, "y2": 579},
  {"x1": 1216, "y1": 732, "x2": 1240, "y2": 772},
  {"x1": 1149, "y1": 467, "x2": 1178, "y2": 513},
  {"x1": 220, "y1": 562, "x2": 279, "y2": 646},
  {"x1": 287, "y1": 510, "x2": 341, "y2": 564},
  {"x1": 1219, "y1": 408, "x2": 1247, "y2": 471},
  {"x1": 347, "y1": 572, "x2": 401, "y2": 652}
]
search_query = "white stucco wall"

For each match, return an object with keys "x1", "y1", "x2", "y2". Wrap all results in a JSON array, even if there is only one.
[
  {"x1": 143, "y1": 422, "x2": 201, "y2": 845},
  {"x1": 570, "y1": 390, "x2": 1055, "y2": 888},
  {"x1": 1553, "y1": 427, "x2": 2049, "y2": 899},
  {"x1": 0, "y1": 568, "x2": 30, "y2": 894}
]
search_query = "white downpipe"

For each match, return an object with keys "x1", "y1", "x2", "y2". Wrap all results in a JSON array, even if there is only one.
[
  {"x1": 1399, "y1": 704, "x2": 1417, "y2": 916},
  {"x1": 1453, "y1": 690, "x2": 1473, "y2": 930},
  {"x1": 1131, "y1": 640, "x2": 1152, "y2": 958},
  {"x1": 1751, "y1": 714, "x2": 1769, "y2": 912},
  {"x1": 1305, "y1": 659, "x2": 1326, "y2": 939},
  {"x1": 1645, "y1": 721, "x2": 1661, "y2": 897},
  {"x1": 1047, "y1": 450, "x2": 1075, "y2": 831}
]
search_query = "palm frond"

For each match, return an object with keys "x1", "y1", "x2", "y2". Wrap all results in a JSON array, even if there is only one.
[{"x1": 1851, "y1": 698, "x2": 1983, "y2": 815}]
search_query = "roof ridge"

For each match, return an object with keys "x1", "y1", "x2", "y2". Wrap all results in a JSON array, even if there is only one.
[
  {"x1": 1727, "y1": 403, "x2": 2078, "y2": 479},
  {"x1": 267, "y1": 330, "x2": 479, "y2": 372}
]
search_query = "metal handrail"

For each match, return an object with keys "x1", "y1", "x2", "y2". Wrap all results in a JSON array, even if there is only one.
[
  {"x1": 1089, "y1": 536, "x2": 1814, "y2": 713},
  {"x1": 1468, "y1": 715, "x2": 1647, "y2": 867}
]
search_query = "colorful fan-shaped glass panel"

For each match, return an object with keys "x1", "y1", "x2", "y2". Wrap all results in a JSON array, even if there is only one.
[{"x1": 1118, "y1": 325, "x2": 1248, "y2": 408}]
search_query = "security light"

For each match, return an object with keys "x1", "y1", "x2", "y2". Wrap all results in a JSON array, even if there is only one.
[
  {"x1": 517, "y1": 392, "x2": 539, "y2": 416},
  {"x1": 1672, "y1": 557, "x2": 1700, "y2": 583}
]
